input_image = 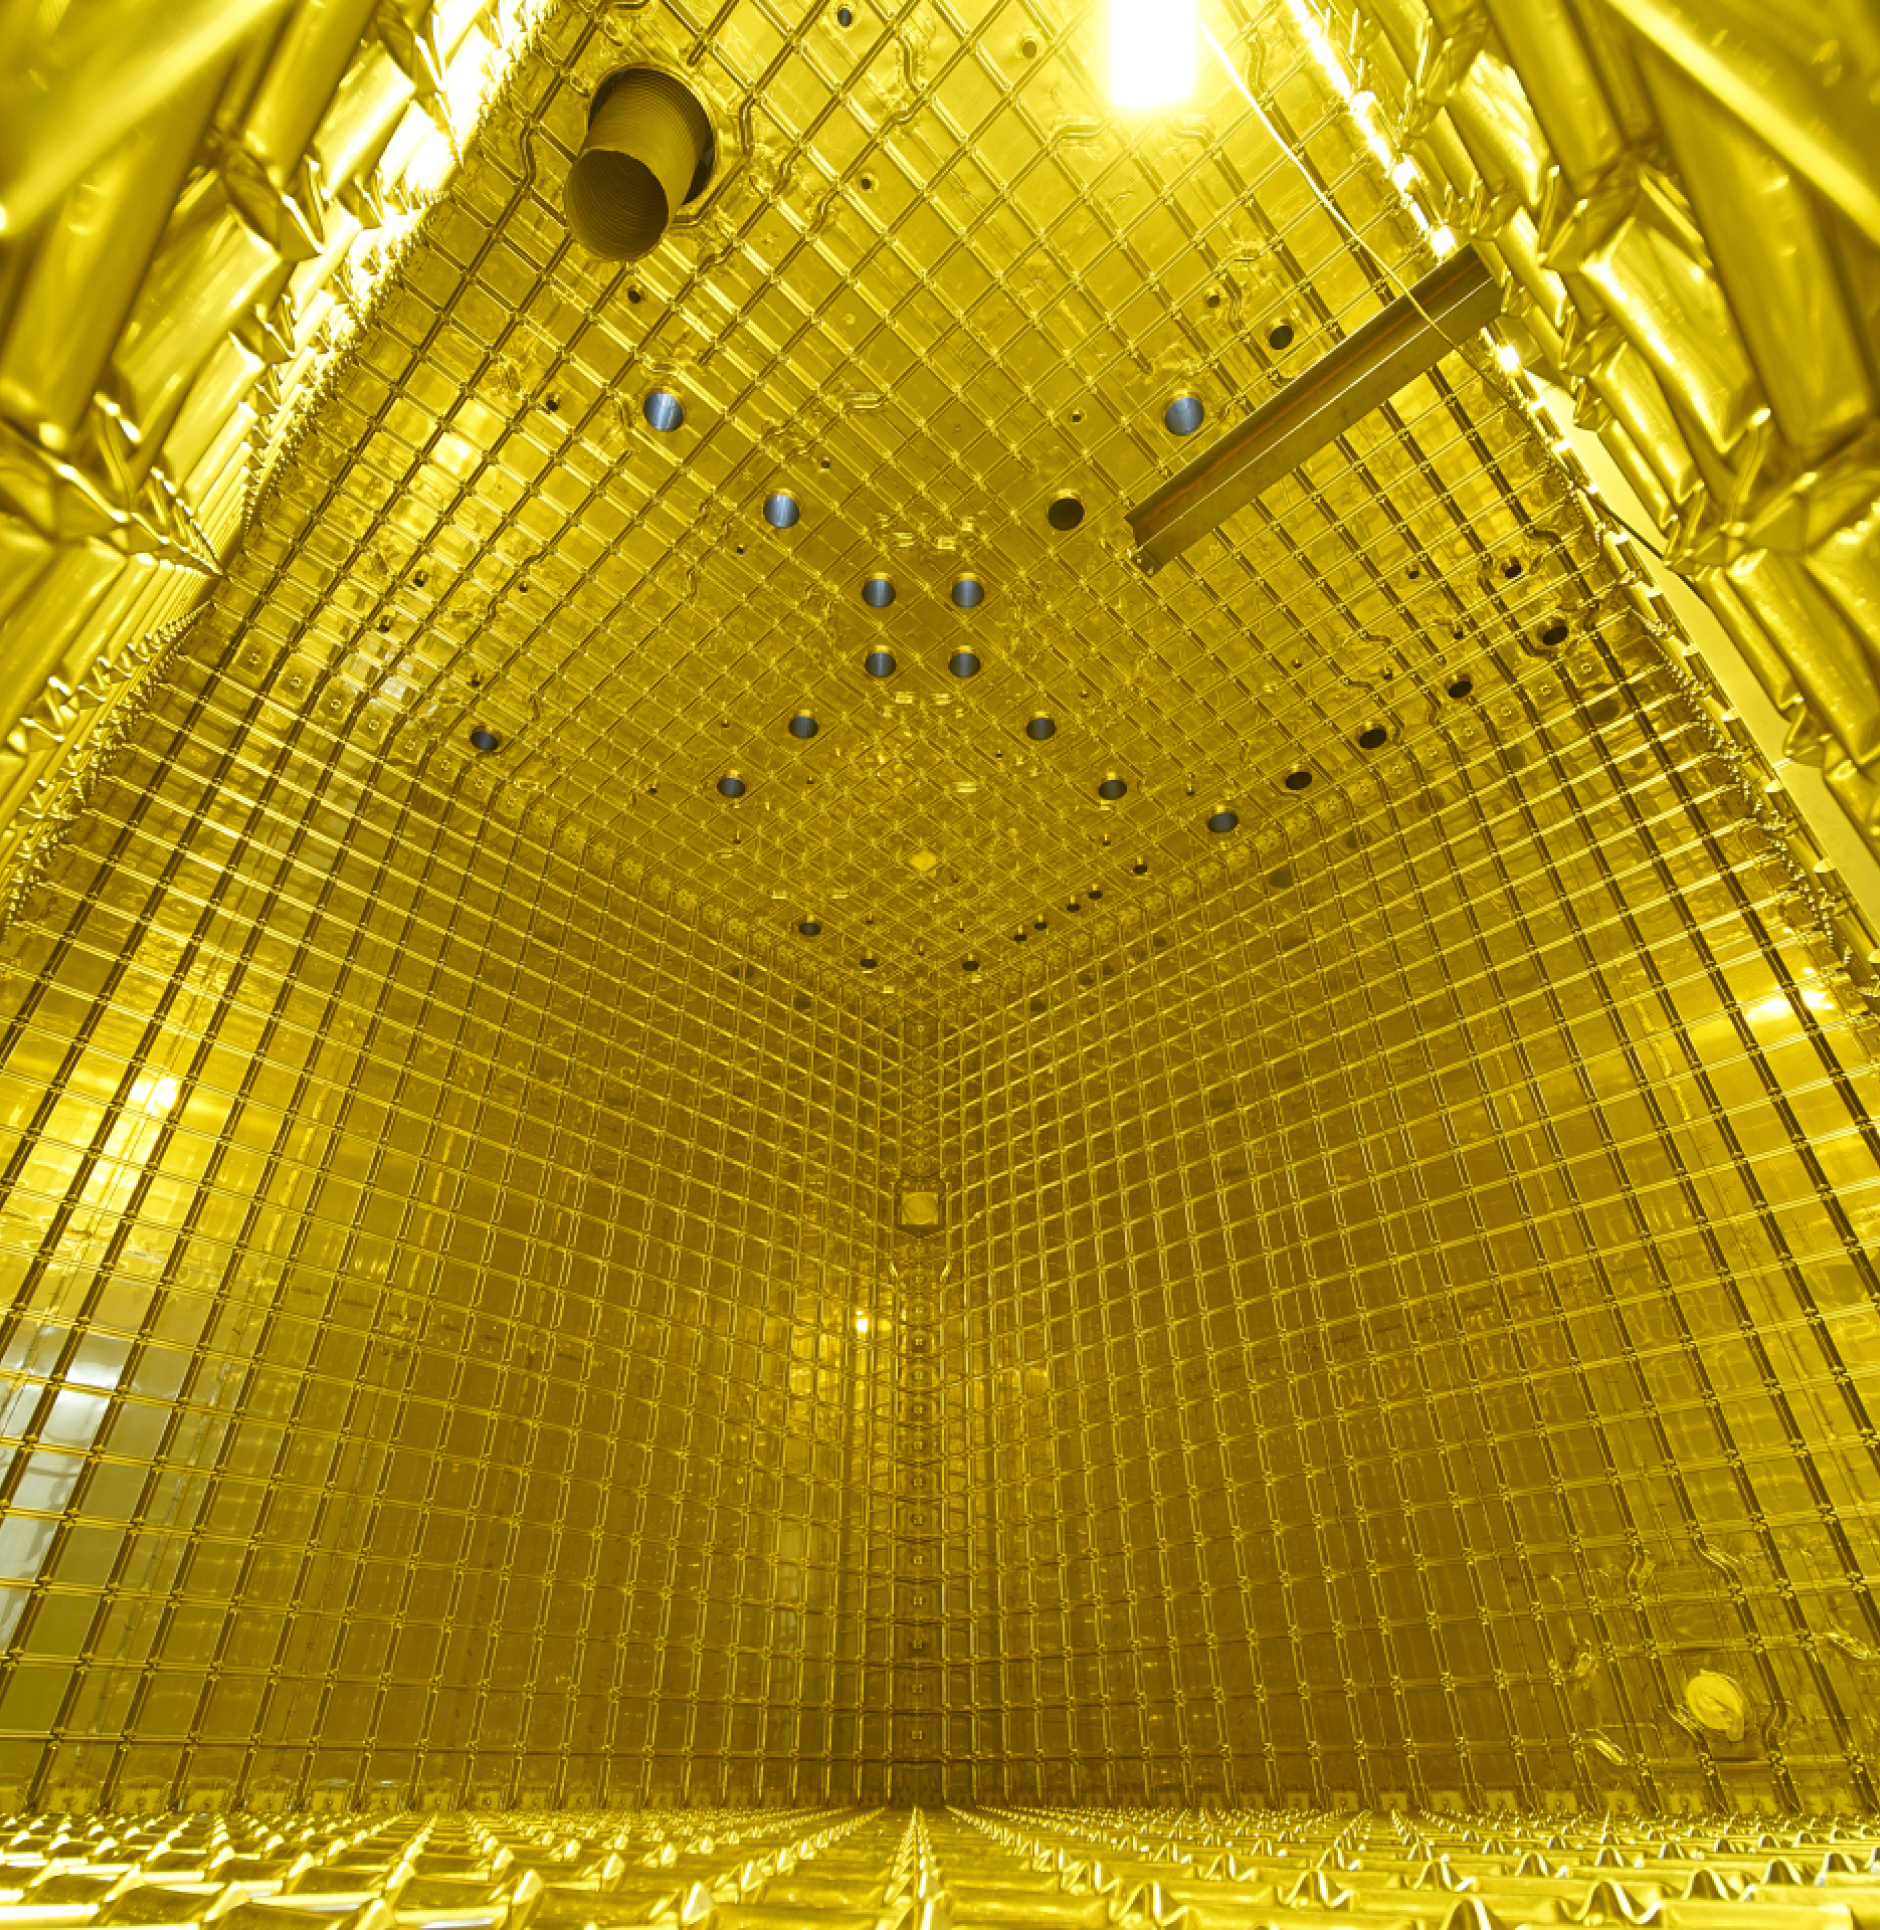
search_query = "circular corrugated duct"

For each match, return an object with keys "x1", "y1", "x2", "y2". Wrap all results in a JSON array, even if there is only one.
[{"x1": 565, "y1": 68, "x2": 714, "y2": 260}]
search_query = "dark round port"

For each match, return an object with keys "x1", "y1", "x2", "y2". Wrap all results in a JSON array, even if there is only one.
[
  {"x1": 1283, "y1": 769, "x2": 1313, "y2": 790},
  {"x1": 1025, "y1": 716, "x2": 1056, "y2": 741},
  {"x1": 1447, "y1": 676, "x2": 1475, "y2": 699},
  {"x1": 1097, "y1": 777, "x2": 1127, "y2": 801},
  {"x1": 1541, "y1": 622, "x2": 1569, "y2": 647},
  {"x1": 862, "y1": 576, "x2": 895, "y2": 608},
  {"x1": 1357, "y1": 726, "x2": 1389, "y2": 751},
  {"x1": 788, "y1": 715, "x2": 819, "y2": 739},
  {"x1": 864, "y1": 651, "x2": 896, "y2": 679},
  {"x1": 716, "y1": 775, "x2": 746, "y2": 798},
  {"x1": 1047, "y1": 496, "x2": 1085, "y2": 531},
  {"x1": 1208, "y1": 810, "x2": 1239, "y2": 833},
  {"x1": 797, "y1": 921, "x2": 822, "y2": 936},
  {"x1": 951, "y1": 578, "x2": 986, "y2": 609},
  {"x1": 948, "y1": 651, "x2": 981, "y2": 679},
  {"x1": 470, "y1": 727, "x2": 500, "y2": 753},
  {"x1": 1269, "y1": 322, "x2": 1295, "y2": 349},
  {"x1": 764, "y1": 493, "x2": 801, "y2": 529}
]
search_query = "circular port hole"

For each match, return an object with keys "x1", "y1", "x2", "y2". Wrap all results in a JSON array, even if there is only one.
[
  {"x1": 1164, "y1": 395, "x2": 1206, "y2": 436},
  {"x1": 1357, "y1": 725, "x2": 1389, "y2": 751},
  {"x1": 716, "y1": 775, "x2": 746, "y2": 798},
  {"x1": 948, "y1": 651, "x2": 982, "y2": 679},
  {"x1": 1283, "y1": 769, "x2": 1313, "y2": 790},
  {"x1": 1047, "y1": 496, "x2": 1085, "y2": 531},
  {"x1": 1502, "y1": 559, "x2": 1524, "y2": 579},
  {"x1": 470, "y1": 727, "x2": 500, "y2": 753},
  {"x1": 797, "y1": 920, "x2": 822, "y2": 936},
  {"x1": 837, "y1": 5, "x2": 854, "y2": 22},
  {"x1": 864, "y1": 651, "x2": 897, "y2": 679},
  {"x1": 951, "y1": 578, "x2": 986, "y2": 609},
  {"x1": 643, "y1": 391, "x2": 684, "y2": 432},
  {"x1": 859, "y1": 955, "x2": 877, "y2": 971},
  {"x1": 1208, "y1": 810, "x2": 1239, "y2": 833},
  {"x1": 788, "y1": 715, "x2": 819, "y2": 739},
  {"x1": 862, "y1": 576, "x2": 895, "y2": 608},
  {"x1": 1268, "y1": 322, "x2": 1295, "y2": 349},
  {"x1": 1447, "y1": 675, "x2": 1475, "y2": 699},
  {"x1": 1097, "y1": 777, "x2": 1128, "y2": 801},
  {"x1": 1025, "y1": 716, "x2": 1056, "y2": 741},
  {"x1": 1541, "y1": 621, "x2": 1569, "y2": 647},
  {"x1": 764, "y1": 493, "x2": 801, "y2": 529}
]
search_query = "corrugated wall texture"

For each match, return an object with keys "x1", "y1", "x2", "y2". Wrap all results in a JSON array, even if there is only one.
[
  {"x1": 949, "y1": 618, "x2": 1880, "y2": 1815},
  {"x1": 0, "y1": 646, "x2": 906, "y2": 1814}
]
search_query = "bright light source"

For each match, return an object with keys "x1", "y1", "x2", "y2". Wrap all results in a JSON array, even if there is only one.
[
  {"x1": 1430, "y1": 223, "x2": 1457, "y2": 255},
  {"x1": 134, "y1": 1075, "x2": 179, "y2": 1116},
  {"x1": 1109, "y1": 0, "x2": 1198, "y2": 108},
  {"x1": 1494, "y1": 341, "x2": 1522, "y2": 372}
]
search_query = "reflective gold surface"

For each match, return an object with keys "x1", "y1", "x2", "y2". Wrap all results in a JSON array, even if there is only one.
[{"x1": 2, "y1": 0, "x2": 1880, "y2": 1824}]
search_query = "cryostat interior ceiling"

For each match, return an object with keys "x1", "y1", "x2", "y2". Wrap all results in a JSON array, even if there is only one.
[
  {"x1": 7, "y1": 0, "x2": 1880, "y2": 991},
  {"x1": 200, "y1": 0, "x2": 1634, "y2": 987}
]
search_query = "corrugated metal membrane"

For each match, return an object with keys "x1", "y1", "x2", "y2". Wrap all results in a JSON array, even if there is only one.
[{"x1": 4, "y1": 0, "x2": 1880, "y2": 1880}]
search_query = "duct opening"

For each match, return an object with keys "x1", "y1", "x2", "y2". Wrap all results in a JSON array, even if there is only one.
[{"x1": 565, "y1": 68, "x2": 714, "y2": 261}]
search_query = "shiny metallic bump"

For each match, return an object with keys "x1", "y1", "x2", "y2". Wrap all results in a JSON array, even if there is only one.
[
  {"x1": 469, "y1": 727, "x2": 500, "y2": 753},
  {"x1": 1025, "y1": 716, "x2": 1056, "y2": 740},
  {"x1": 643, "y1": 390, "x2": 685, "y2": 432},
  {"x1": 716, "y1": 774, "x2": 746, "y2": 797},
  {"x1": 862, "y1": 575, "x2": 895, "y2": 608},
  {"x1": 863, "y1": 650, "x2": 896, "y2": 678},
  {"x1": 788, "y1": 714, "x2": 819, "y2": 739},
  {"x1": 1207, "y1": 809, "x2": 1239, "y2": 832},
  {"x1": 950, "y1": 577, "x2": 986, "y2": 609},
  {"x1": 1097, "y1": 777, "x2": 1127, "y2": 800},
  {"x1": 1164, "y1": 394, "x2": 1206, "y2": 436},
  {"x1": 565, "y1": 69, "x2": 713, "y2": 262},
  {"x1": 763, "y1": 492, "x2": 801, "y2": 529},
  {"x1": 948, "y1": 651, "x2": 981, "y2": 679}
]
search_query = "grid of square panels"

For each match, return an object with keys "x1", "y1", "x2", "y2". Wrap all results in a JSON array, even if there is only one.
[
  {"x1": 943, "y1": 617, "x2": 1880, "y2": 1812},
  {"x1": 0, "y1": 655, "x2": 909, "y2": 1812},
  {"x1": 195, "y1": 0, "x2": 1627, "y2": 988}
]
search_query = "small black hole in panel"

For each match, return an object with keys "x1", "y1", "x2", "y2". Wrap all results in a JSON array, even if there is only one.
[
  {"x1": 1047, "y1": 496, "x2": 1085, "y2": 531},
  {"x1": 1283, "y1": 769, "x2": 1313, "y2": 791},
  {"x1": 1541, "y1": 621, "x2": 1569, "y2": 647},
  {"x1": 1269, "y1": 322, "x2": 1295, "y2": 349},
  {"x1": 1447, "y1": 676, "x2": 1475, "y2": 699},
  {"x1": 1357, "y1": 725, "x2": 1389, "y2": 751}
]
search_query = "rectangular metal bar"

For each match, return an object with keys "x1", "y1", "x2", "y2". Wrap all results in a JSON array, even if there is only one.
[{"x1": 1126, "y1": 246, "x2": 1502, "y2": 572}]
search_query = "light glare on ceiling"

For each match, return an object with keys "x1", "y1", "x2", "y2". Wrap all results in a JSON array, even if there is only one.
[{"x1": 1108, "y1": 0, "x2": 1197, "y2": 108}]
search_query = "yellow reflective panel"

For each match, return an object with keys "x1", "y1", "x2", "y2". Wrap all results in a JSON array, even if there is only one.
[{"x1": 0, "y1": 0, "x2": 1879, "y2": 1830}]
